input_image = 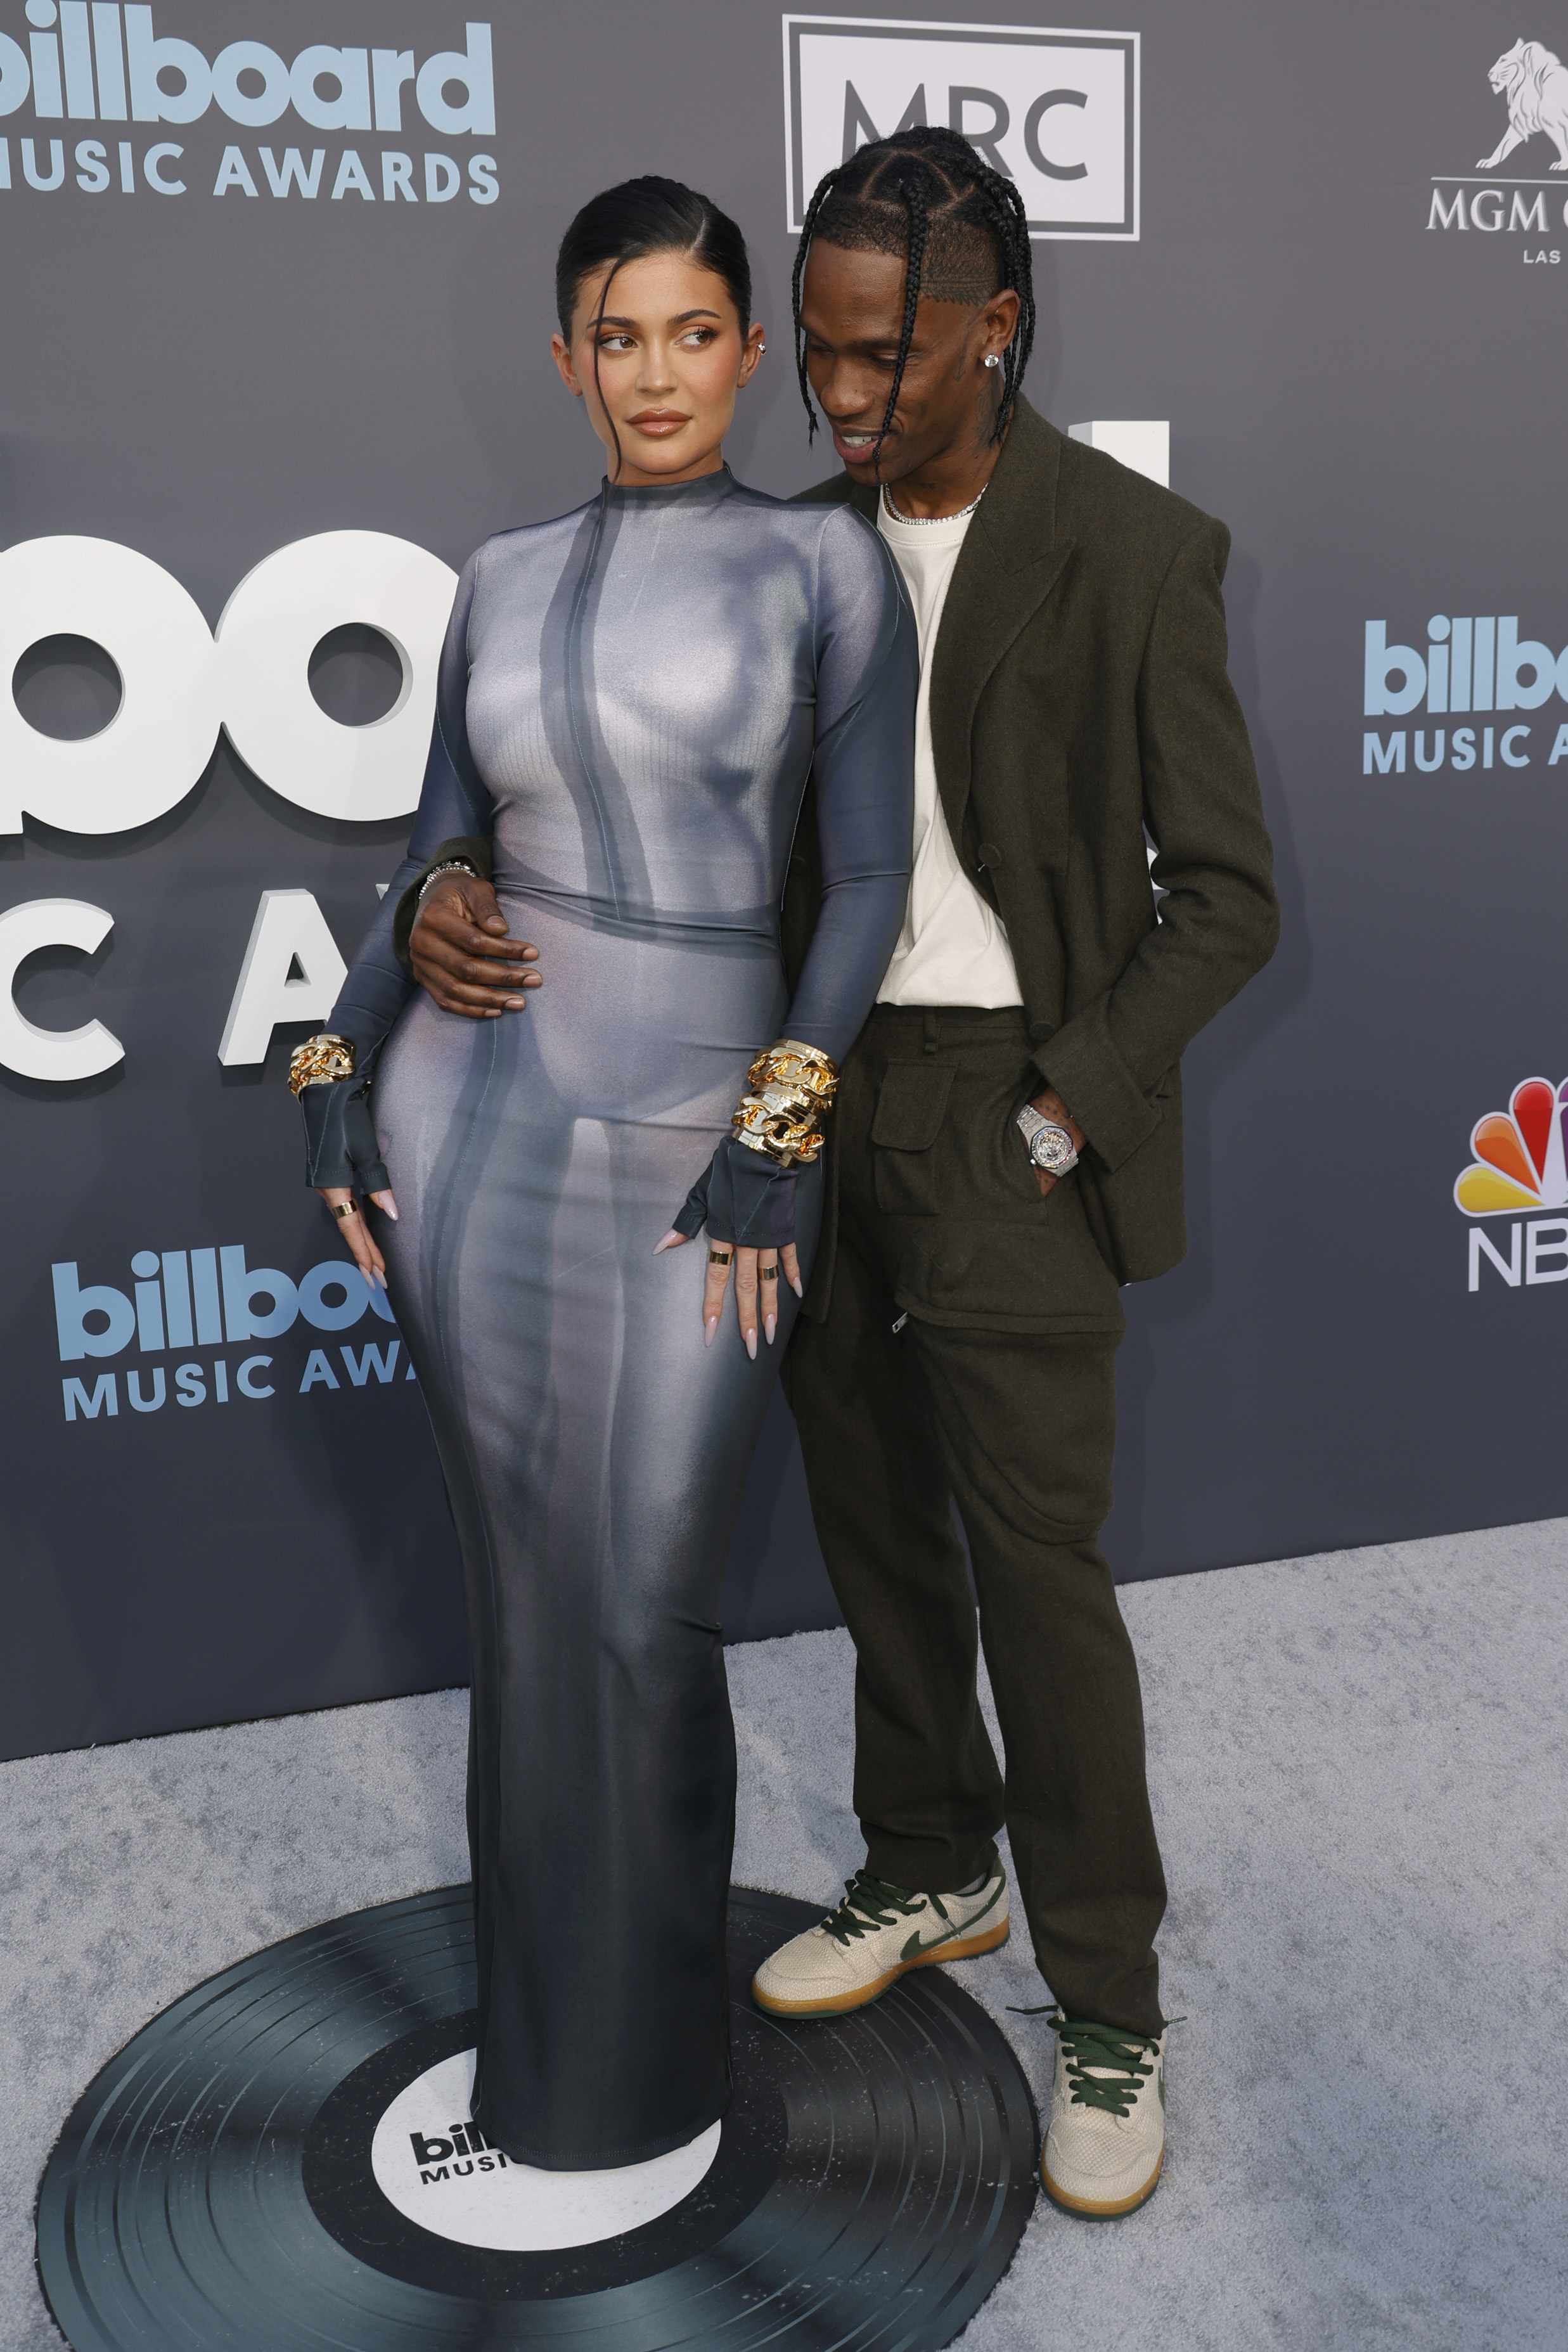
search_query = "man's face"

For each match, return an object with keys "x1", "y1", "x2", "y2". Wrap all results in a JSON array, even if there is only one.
[{"x1": 798, "y1": 241, "x2": 1019, "y2": 485}]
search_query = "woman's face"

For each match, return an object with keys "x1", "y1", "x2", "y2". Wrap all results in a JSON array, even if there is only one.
[{"x1": 551, "y1": 250, "x2": 764, "y2": 485}]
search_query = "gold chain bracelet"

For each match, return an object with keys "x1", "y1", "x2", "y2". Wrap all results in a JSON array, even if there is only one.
[
  {"x1": 745, "y1": 1038, "x2": 839, "y2": 1107},
  {"x1": 731, "y1": 1038, "x2": 839, "y2": 1167},
  {"x1": 288, "y1": 1033, "x2": 357, "y2": 1096}
]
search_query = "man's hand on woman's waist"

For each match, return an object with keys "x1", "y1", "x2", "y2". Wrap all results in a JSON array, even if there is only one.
[{"x1": 409, "y1": 873, "x2": 542, "y2": 1017}]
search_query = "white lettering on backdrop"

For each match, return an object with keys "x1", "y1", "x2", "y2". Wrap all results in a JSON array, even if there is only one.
[{"x1": 0, "y1": 529, "x2": 458, "y2": 832}]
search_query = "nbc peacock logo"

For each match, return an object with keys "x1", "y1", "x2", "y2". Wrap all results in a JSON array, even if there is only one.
[
  {"x1": 1455, "y1": 1076, "x2": 1567, "y2": 1216},
  {"x1": 1455, "y1": 1076, "x2": 1568, "y2": 1291}
]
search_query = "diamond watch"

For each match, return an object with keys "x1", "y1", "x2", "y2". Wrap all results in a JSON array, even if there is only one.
[{"x1": 1015, "y1": 1102, "x2": 1079, "y2": 1176}]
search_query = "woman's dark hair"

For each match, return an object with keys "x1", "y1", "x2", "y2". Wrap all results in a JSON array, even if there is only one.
[
  {"x1": 555, "y1": 175, "x2": 751, "y2": 337},
  {"x1": 555, "y1": 177, "x2": 752, "y2": 480},
  {"x1": 790, "y1": 125, "x2": 1034, "y2": 458}
]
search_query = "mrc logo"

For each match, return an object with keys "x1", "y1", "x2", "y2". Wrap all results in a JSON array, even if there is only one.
[
  {"x1": 1455, "y1": 1074, "x2": 1568, "y2": 1292},
  {"x1": 782, "y1": 15, "x2": 1138, "y2": 239}
]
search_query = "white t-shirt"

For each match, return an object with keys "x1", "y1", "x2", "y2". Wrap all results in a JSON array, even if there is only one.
[{"x1": 875, "y1": 490, "x2": 1023, "y2": 1008}]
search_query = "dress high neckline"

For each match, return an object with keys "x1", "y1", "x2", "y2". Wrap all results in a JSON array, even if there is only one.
[{"x1": 600, "y1": 465, "x2": 738, "y2": 509}]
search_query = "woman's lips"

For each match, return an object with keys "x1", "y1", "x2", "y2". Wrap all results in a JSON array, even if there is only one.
[{"x1": 629, "y1": 411, "x2": 690, "y2": 436}]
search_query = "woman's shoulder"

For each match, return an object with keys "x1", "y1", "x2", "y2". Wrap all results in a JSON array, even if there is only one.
[
  {"x1": 724, "y1": 480, "x2": 899, "y2": 591},
  {"x1": 467, "y1": 499, "x2": 600, "y2": 570}
]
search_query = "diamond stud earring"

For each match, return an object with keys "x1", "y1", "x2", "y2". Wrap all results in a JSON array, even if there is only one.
[{"x1": 984, "y1": 353, "x2": 1001, "y2": 368}]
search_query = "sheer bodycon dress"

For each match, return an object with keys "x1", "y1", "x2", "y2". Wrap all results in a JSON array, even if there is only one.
[{"x1": 315, "y1": 466, "x2": 916, "y2": 2169}]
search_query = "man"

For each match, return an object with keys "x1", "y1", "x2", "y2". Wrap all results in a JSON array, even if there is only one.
[
  {"x1": 404, "y1": 125, "x2": 1276, "y2": 2220},
  {"x1": 745, "y1": 126, "x2": 1277, "y2": 2220}
]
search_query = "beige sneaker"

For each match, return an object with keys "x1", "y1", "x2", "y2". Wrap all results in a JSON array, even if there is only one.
[
  {"x1": 752, "y1": 1863, "x2": 1009, "y2": 2017},
  {"x1": 1039, "y1": 2010, "x2": 1166, "y2": 2217}
]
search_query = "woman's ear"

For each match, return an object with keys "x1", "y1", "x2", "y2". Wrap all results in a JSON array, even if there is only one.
[
  {"x1": 737, "y1": 320, "x2": 766, "y2": 389},
  {"x1": 551, "y1": 332, "x2": 584, "y2": 398}
]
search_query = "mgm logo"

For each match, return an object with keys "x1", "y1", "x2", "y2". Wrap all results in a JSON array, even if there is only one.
[{"x1": 1428, "y1": 38, "x2": 1568, "y2": 259}]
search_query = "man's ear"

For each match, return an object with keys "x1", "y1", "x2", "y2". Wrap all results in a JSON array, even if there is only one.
[{"x1": 980, "y1": 286, "x2": 1021, "y2": 361}]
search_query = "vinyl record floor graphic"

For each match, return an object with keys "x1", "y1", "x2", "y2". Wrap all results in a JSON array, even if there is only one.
[{"x1": 37, "y1": 1884, "x2": 1038, "y2": 2351}]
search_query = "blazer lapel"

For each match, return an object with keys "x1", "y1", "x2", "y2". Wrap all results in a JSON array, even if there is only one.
[{"x1": 928, "y1": 400, "x2": 1076, "y2": 848}]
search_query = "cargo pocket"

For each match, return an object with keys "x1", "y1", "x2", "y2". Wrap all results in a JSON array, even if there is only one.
[{"x1": 871, "y1": 1062, "x2": 954, "y2": 1216}]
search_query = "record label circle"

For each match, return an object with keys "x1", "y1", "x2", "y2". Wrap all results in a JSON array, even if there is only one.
[
  {"x1": 38, "y1": 1883, "x2": 1038, "y2": 2351},
  {"x1": 366, "y1": 2045, "x2": 722, "y2": 2249}
]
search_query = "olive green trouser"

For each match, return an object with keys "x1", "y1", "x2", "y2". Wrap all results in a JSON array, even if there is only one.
[{"x1": 781, "y1": 1006, "x2": 1167, "y2": 2038}]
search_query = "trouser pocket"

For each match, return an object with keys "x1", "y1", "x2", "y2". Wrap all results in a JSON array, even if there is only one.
[{"x1": 870, "y1": 1062, "x2": 954, "y2": 1216}]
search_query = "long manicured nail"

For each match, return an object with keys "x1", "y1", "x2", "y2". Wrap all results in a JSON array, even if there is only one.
[
  {"x1": 764, "y1": 1314, "x2": 776, "y2": 1346},
  {"x1": 653, "y1": 1230, "x2": 684, "y2": 1253},
  {"x1": 375, "y1": 1269, "x2": 388, "y2": 1290},
  {"x1": 789, "y1": 1272, "x2": 804, "y2": 1297},
  {"x1": 705, "y1": 1316, "x2": 718, "y2": 1347},
  {"x1": 744, "y1": 1327, "x2": 757, "y2": 1361},
  {"x1": 383, "y1": 1201, "x2": 399, "y2": 1223},
  {"x1": 361, "y1": 1266, "x2": 376, "y2": 1288}
]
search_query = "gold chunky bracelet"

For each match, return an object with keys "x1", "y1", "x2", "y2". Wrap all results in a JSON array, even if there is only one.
[
  {"x1": 745, "y1": 1038, "x2": 839, "y2": 1107},
  {"x1": 731, "y1": 1038, "x2": 840, "y2": 1167},
  {"x1": 288, "y1": 1032, "x2": 357, "y2": 1096}
]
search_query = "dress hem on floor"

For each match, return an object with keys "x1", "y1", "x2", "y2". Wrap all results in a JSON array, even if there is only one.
[{"x1": 472, "y1": 2090, "x2": 730, "y2": 2174}]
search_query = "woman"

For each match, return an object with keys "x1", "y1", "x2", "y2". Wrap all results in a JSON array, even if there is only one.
[{"x1": 289, "y1": 179, "x2": 916, "y2": 2171}]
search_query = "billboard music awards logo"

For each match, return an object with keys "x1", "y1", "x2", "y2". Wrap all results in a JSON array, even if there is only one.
[
  {"x1": 1455, "y1": 1076, "x2": 1568, "y2": 1292},
  {"x1": 0, "y1": 5, "x2": 497, "y2": 203},
  {"x1": 1361, "y1": 615, "x2": 1568, "y2": 778},
  {"x1": 368, "y1": 2049, "x2": 720, "y2": 2251},
  {"x1": 51, "y1": 1239, "x2": 413, "y2": 1425},
  {"x1": 783, "y1": 16, "x2": 1138, "y2": 238},
  {"x1": 1427, "y1": 37, "x2": 1568, "y2": 259}
]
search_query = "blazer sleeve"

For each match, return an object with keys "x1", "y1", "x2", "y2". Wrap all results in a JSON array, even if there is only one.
[{"x1": 1034, "y1": 520, "x2": 1279, "y2": 1169}]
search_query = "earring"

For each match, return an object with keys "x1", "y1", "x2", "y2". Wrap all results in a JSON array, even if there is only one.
[{"x1": 983, "y1": 353, "x2": 1001, "y2": 369}]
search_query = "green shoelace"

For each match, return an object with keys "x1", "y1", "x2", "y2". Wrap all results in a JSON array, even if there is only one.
[
  {"x1": 819, "y1": 1870, "x2": 931, "y2": 1948},
  {"x1": 1010, "y1": 2005, "x2": 1166, "y2": 2119}
]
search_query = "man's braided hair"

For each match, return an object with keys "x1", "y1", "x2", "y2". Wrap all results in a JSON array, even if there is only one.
[{"x1": 790, "y1": 124, "x2": 1035, "y2": 455}]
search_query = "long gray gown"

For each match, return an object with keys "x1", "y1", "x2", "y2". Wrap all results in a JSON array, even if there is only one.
[{"x1": 319, "y1": 465, "x2": 916, "y2": 2168}]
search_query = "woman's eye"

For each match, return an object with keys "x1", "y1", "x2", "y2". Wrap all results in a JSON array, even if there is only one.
[
  {"x1": 598, "y1": 333, "x2": 635, "y2": 352},
  {"x1": 678, "y1": 328, "x2": 717, "y2": 347}
]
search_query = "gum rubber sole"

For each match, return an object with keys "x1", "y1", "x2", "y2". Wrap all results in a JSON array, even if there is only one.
[
  {"x1": 750, "y1": 1919, "x2": 1010, "y2": 2017},
  {"x1": 1040, "y1": 2144, "x2": 1164, "y2": 2219}
]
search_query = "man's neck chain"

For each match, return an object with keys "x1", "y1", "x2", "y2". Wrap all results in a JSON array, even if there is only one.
[{"x1": 882, "y1": 483, "x2": 985, "y2": 526}]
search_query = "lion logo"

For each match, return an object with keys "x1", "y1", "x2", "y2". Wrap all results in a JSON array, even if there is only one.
[{"x1": 1477, "y1": 37, "x2": 1568, "y2": 170}]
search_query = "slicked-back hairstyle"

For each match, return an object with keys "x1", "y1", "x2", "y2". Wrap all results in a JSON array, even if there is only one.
[
  {"x1": 790, "y1": 125, "x2": 1034, "y2": 458},
  {"x1": 555, "y1": 176, "x2": 751, "y2": 479}
]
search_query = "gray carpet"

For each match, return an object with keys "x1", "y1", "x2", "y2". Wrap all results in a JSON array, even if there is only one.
[{"x1": 4, "y1": 1522, "x2": 1565, "y2": 2350}]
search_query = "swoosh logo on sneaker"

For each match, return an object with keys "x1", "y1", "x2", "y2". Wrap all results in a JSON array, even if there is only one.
[
  {"x1": 897, "y1": 1878, "x2": 1004, "y2": 1963},
  {"x1": 901, "y1": 1923, "x2": 958, "y2": 1962}
]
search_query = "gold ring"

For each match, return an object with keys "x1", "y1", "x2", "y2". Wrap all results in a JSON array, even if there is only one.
[
  {"x1": 708, "y1": 1248, "x2": 732, "y2": 1265},
  {"x1": 332, "y1": 1199, "x2": 359, "y2": 1220},
  {"x1": 759, "y1": 1264, "x2": 780, "y2": 1280}
]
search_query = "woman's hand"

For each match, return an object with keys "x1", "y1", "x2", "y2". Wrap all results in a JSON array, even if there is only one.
[
  {"x1": 410, "y1": 874, "x2": 541, "y2": 1017},
  {"x1": 653, "y1": 1231, "x2": 803, "y2": 1358},
  {"x1": 316, "y1": 1186, "x2": 397, "y2": 1288}
]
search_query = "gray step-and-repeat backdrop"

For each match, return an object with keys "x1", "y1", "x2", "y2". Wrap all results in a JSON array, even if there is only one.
[{"x1": 3, "y1": 1, "x2": 1563, "y2": 1758}]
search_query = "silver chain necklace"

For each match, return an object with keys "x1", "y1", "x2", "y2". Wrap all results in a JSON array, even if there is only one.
[{"x1": 882, "y1": 484, "x2": 984, "y2": 526}]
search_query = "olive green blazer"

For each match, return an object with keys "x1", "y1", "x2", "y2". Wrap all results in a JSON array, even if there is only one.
[{"x1": 783, "y1": 395, "x2": 1279, "y2": 1297}]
